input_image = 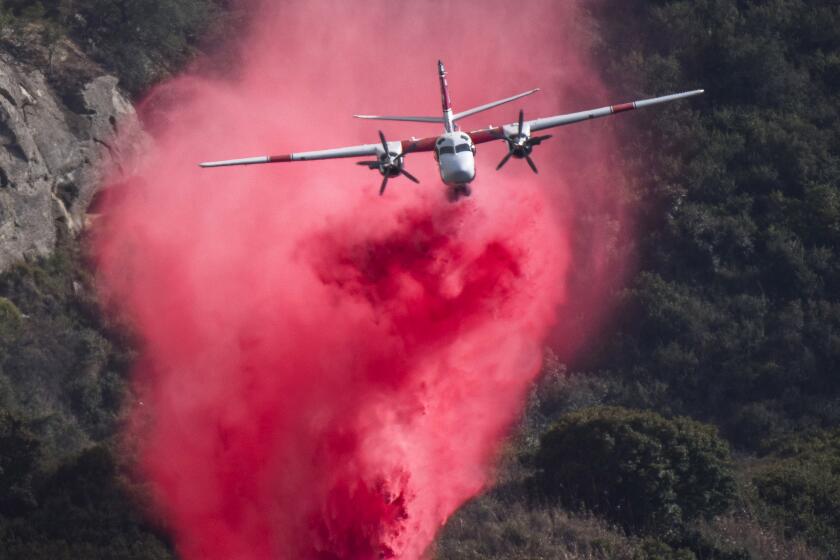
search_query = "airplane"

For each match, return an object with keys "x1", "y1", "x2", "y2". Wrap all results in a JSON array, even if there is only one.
[{"x1": 200, "y1": 61, "x2": 703, "y2": 201}]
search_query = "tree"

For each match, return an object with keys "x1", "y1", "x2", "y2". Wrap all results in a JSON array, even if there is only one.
[
  {"x1": 577, "y1": 0, "x2": 840, "y2": 452},
  {"x1": 535, "y1": 407, "x2": 735, "y2": 533}
]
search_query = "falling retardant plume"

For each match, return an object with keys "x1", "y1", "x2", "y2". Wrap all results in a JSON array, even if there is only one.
[{"x1": 94, "y1": 0, "x2": 630, "y2": 558}]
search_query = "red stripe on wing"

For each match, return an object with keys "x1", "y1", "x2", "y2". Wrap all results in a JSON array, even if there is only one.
[
  {"x1": 610, "y1": 102, "x2": 636, "y2": 114},
  {"x1": 468, "y1": 128, "x2": 503, "y2": 145},
  {"x1": 268, "y1": 154, "x2": 293, "y2": 162},
  {"x1": 401, "y1": 137, "x2": 438, "y2": 153}
]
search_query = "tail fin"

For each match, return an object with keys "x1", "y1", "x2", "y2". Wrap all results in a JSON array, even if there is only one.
[
  {"x1": 353, "y1": 61, "x2": 537, "y2": 130},
  {"x1": 439, "y1": 60, "x2": 455, "y2": 132}
]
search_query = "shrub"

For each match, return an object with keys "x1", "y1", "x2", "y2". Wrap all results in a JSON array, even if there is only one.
[
  {"x1": 0, "y1": 410, "x2": 40, "y2": 516},
  {"x1": 68, "y1": 0, "x2": 223, "y2": 94},
  {"x1": 535, "y1": 406, "x2": 735, "y2": 533},
  {"x1": 0, "y1": 296, "x2": 22, "y2": 345},
  {"x1": 751, "y1": 430, "x2": 840, "y2": 556}
]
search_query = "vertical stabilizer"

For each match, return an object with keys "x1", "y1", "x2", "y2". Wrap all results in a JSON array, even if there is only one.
[{"x1": 438, "y1": 60, "x2": 455, "y2": 132}]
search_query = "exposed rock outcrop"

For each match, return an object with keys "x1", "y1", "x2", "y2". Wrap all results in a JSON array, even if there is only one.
[{"x1": 0, "y1": 47, "x2": 145, "y2": 271}]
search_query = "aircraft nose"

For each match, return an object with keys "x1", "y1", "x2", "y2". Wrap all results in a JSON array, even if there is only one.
[
  {"x1": 450, "y1": 168, "x2": 473, "y2": 183},
  {"x1": 449, "y1": 156, "x2": 475, "y2": 183}
]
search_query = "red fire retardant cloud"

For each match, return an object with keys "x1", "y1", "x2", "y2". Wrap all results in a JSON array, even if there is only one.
[{"x1": 95, "y1": 1, "x2": 629, "y2": 558}]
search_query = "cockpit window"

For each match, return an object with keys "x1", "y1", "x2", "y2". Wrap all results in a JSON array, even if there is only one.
[
  {"x1": 455, "y1": 143, "x2": 471, "y2": 153},
  {"x1": 439, "y1": 146, "x2": 455, "y2": 155}
]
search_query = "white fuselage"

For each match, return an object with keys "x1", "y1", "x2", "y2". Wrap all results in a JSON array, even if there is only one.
[{"x1": 434, "y1": 131, "x2": 476, "y2": 187}]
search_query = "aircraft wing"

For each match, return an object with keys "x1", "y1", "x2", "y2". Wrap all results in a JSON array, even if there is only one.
[
  {"x1": 467, "y1": 89, "x2": 704, "y2": 144},
  {"x1": 199, "y1": 135, "x2": 441, "y2": 168},
  {"x1": 200, "y1": 143, "x2": 381, "y2": 168}
]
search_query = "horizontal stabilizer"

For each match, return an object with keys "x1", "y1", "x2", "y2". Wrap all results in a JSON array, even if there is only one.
[
  {"x1": 452, "y1": 89, "x2": 540, "y2": 122},
  {"x1": 353, "y1": 115, "x2": 444, "y2": 123}
]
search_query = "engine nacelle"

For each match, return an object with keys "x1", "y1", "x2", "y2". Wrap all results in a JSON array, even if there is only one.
[
  {"x1": 356, "y1": 131, "x2": 420, "y2": 195},
  {"x1": 495, "y1": 111, "x2": 552, "y2": 174},
  {"x1": 375, "y1": 150, "x2": 404, "y2": 177},
  {"x1": 506, "y1": 134, "x2": 535, "y2": 159}
]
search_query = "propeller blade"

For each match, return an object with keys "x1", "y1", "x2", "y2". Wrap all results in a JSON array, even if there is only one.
[
  {"x1": 518, "y1": 109, "x2": 524, "y2": 135},
  {"x1": 525, "y1": 156, "x2": 539, "y2": 174},
  {"x1": 496, "y1": 152, "x2": 513, "y2": 171},
  {"x1": 379, "y1": 175, "x2": 389, "y2": 196},
  {"x1": 378, "y1": 130, "x2": 389, "y2": 155},
  {"x1": 400, "y1": 169, "x2": 420, "y2": 184},
  {"x1": 357, "y1": 161, "x2": 380, "y2": 168}
]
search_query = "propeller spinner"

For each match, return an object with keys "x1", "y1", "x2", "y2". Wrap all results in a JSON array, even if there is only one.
[
  {"x1": 494, "y1": 110, "x2": 552, "y2": 174},
  {"x1": 357, "y1": 131, "x2": 419, "y2": 195}
]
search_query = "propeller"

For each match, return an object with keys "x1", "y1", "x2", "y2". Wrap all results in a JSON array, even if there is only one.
[
  {"x1": 356, "y1": 130, "x2": 419, "y2": 195},
  {"x1": 493, "y1": 110, "x2": 552, "y2": 174}
]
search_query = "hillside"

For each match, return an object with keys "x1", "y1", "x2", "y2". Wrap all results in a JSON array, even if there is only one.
[
  {"x1": 0, "y1": 2, "x2": 218, "y2": 558},
  {"x1": 1, "y1": 1, "x2": 839, "y2": 559},
  {"x1": 439, "y1": 2, "x2": 840, "y2": 559}
]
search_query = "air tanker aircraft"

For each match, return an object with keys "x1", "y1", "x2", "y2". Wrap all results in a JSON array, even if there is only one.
[{"x1": 201, "y1": 61, "x2": 703, "y2": 200}]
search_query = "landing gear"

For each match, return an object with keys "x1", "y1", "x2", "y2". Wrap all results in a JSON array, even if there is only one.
[{"x1": 446, "y1": 184, "x2": 472, "y2": 202}]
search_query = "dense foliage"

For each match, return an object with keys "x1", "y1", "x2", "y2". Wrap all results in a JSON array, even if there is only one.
[
  {"x1": 586, "y1": 0, "x2": 840, "y2": 449},
  {"x1": 1, "y1": 0, "x2": 839, "y2": 558},
  {"x1": 536, "y1": 407, "x2": 735, "y2": 533},
  {"x1": 0, "y1": 239, "x2": 172, "y2": 557},
  {"x1": 0, "y1": 0, "x2": 227, "y2": 94},
  {"x1": 750, "y1": 430, "x2": 840, "y2": 556},
  {"x1": 444, "y1": 1, "x2": 840, "y2": 557}
]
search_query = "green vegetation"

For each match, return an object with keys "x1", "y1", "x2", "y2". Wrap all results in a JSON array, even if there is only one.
[
  {"x1": 748, "y1": 430, "x2": 840, "y2": 555},
  {"x1": 586, "y1": 0, "x2": 840, "y2": 449},
  {"x1": 0, "y1": 238, "x2": 171, "y2": 557},
  {"x1": 0, "y1": 2, "x2": 225, "y2": 554},
  {"x1": 1, "y1": 0, "x2": 840, "y2": 558},
  {"x1": 0, "y1": 0, "x2": 227, "y2": 94},
  {"x1": 442, "y1": 0, "x2": 840, "y2": 557},
  {"x1": 0, "y1": 236, "x2": 131, "y2": 448},
  {"x1": 536, "y1": 407, "x2": 735, "y2": 533},
  {"x1": 0, "y1": 446, "x2": 173, "y2": 560}
]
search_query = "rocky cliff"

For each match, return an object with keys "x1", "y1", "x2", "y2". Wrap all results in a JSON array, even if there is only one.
[{"x1": 0, "y1": 37, "x2": 144, "y2": 271}]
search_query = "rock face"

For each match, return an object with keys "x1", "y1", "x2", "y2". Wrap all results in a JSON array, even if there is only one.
[{"x1": 0, "y1": 50, "x2": 144, "y2": 271}]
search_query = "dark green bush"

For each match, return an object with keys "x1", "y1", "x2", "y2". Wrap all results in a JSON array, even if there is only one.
[
  {"x1": 752, "y1": 430, "x2": 840, "y2": 556},
  {"x1": 535, "y1": 407, "x2": 735, "y2": 533},
  {"x1": 0, "y1": 411, "x2": 40, "y2": 516},
  {"x1": 1, "y1": 445, "x2": 173, "y2": 560}
]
